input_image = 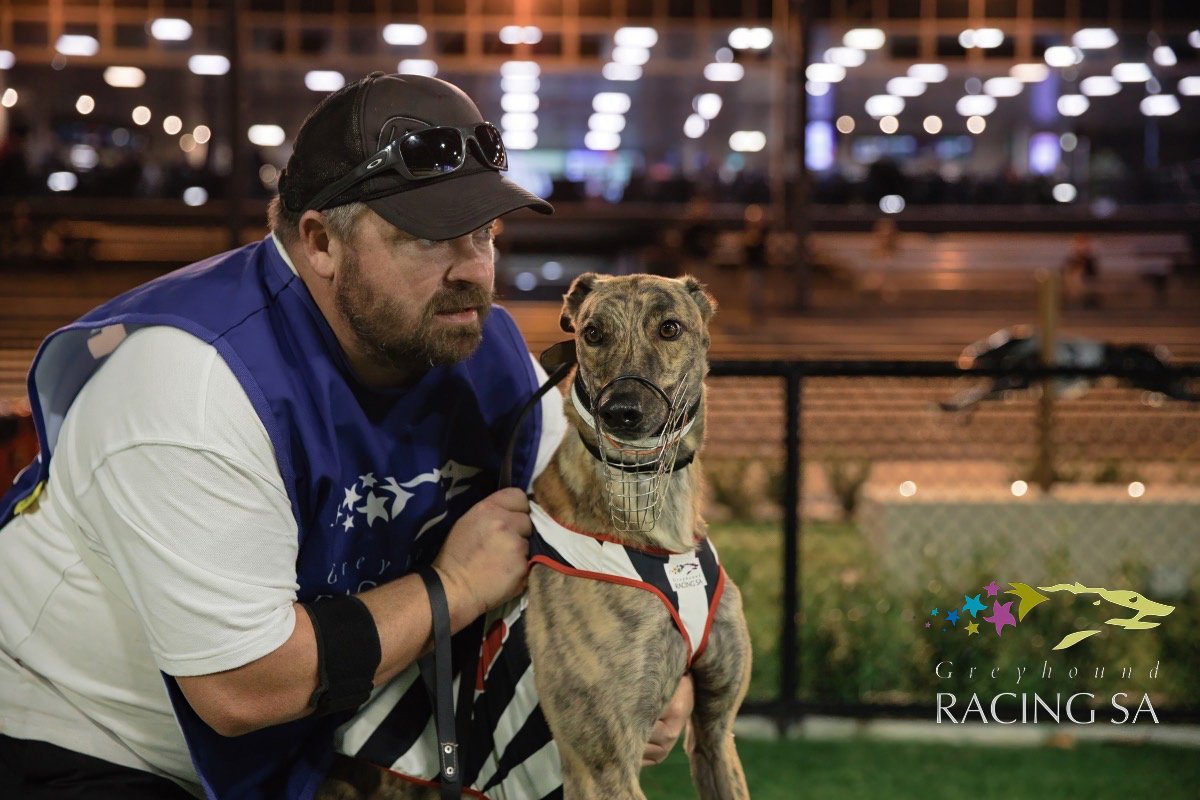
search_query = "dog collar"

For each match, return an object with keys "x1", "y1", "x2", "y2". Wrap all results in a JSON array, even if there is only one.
[{"x1": 570, "y1": 373, "x2": 697, "y2": 473}]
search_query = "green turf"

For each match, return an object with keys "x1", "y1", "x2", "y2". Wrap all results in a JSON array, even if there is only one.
[{"x1": 640, "y1": 738, "x2": 1199, "y2": 799}]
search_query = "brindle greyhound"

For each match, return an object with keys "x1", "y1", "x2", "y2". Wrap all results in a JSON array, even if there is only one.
[{"x1": 319, "y1": 273, "x2": 751, "y2": 800}]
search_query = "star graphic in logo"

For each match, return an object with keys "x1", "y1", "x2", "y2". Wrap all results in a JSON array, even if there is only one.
[
  {"x1": 984, "y1": 581, "x2": 1000, "y2": 597},
  {"x1": 965, "y1": 621, "x2": 980, "y2": 636},
  {"x1": 363, "y1": 492, "x2": 390, "y2": 527},
  {"x1": 983, "y1": 600, "x2": 1017, "y2": 636},
  {"x1": 342, "y1": 483, "x2": 363, "y2": 511},
  {"x1": 930, "y1": 608, "x2": 939, "y2": 617},
  {"x1": 962, "y1": 594, "x2": 987, "y2": 618},
  {"x1": 360, "y1": 472, "x2": 378, "y2": 488},
  {"x1": 945, "y1": 610, "x2": 960, "y2": 626},
  {"x1": 341, "y1": 514, "x2": 355, "y2": 532},
  {"x1": 924, "y1": 621, "x2": 931, "y2": 629}
]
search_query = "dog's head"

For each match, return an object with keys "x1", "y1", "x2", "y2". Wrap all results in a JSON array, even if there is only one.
[{"x1": 559, "y1": 273, "x2": 716, "y2": 441}]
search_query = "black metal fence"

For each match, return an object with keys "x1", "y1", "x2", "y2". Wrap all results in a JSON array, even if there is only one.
[{"x1": 702, "y1": 358, "x2": 1200, "y2": 724}]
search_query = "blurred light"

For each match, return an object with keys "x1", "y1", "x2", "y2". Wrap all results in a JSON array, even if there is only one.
[
  {"x1": 967, "y1": 115, "x2": 986, "y2": 134},
  {"x1": 958, "y1": 29, "x2": 974, "y2": 48},
  {"x1": 163, "y1": 115, "x2": 182, "y2": 135},
  {"x1": 1057, "y1": 94, "x2": 1089, "y2": 116},
  {"x1": 1081, "y1": 76, "x2": 1120, "y2": 96},
  {"x1": 729, "y1": 130, "x2": 766, "y2": 152},
  {"x1": 964, "y1": 77, "x2": 982, "y2": 94},
  {"x1": 48, "y1": 172, "x2": 78, "y2": 192},
  {"x1": 192, "y1": 124, "x2": 211, "y2": 144},
  {"x1": 1179, "y1": 77, "x2": 1200, "y2": 96},
  {"x1": 683, "y1": 113, "x2": 708, "y2": 139},
  {"x1": 1112, "y1": 63, "x2": 1152, "y2": 83},
  {"x1": 614, "y1": 27, "x2": 658, "y2": 48},
  {"x1": 880, "y1": 194, "x2": 905, "y2": 213},
  {"x1": 1128, "y1": 481, "x2": 1146, "y2": 498},
  {"x1": 0, "y1": 88, "x2": 15, "y2": 108},
  {"x1": 612, "y1": 46, "x2": 650, "y2": 65},
  {"x1": 1140, "y1": 95, "x2": 1180, "y2": 116},
  {"x1": 150, "y1": 18, "x2": 192, "y2": 41},
  {"x1": 835, "y1": 115, "x2": 855, "y2": 134},
  {"x1": 501, "y1": 60, "x2": 540, "y2": 78},
  {"x1": 501, "y1": 92, "x2": 539, "y2": 113},
  {"x1": 585, "y1": 131, "x2": 620, "y2": 151},
  {"x1": 398, "y1": 59, "x2": 438, "y2": 76},
  {"x1": 1010, "y1": 63, "x2": 1049, "y2": 83},
  {"x1": 188, "y1": 55, "x2": 230, "y2": 75},
  {"x1": 1153, "y1": 46, "x2": 1177, "y2": 67},
  {"x1": 1191, "y1": 30, "x2": 1200, "y2": 49},
  {"x1": 806, "y1": 81, "x2": 830, "y2": 96},
  {"x1": 502, "y1": 130, "x2": 537, "y2": 150},
  {"x1": 179, "y1": 133, "x2": 197, "y2": 152},
  {"x1": 248, "y1": 124, "x2": 285, "y2": 146},
  {"x1": 259, "y1": 164, "x2": 279, "y2": 186},
  {"x1": 806, "y1": 121, "x2": 834, "y2": 171},
  {"x1": 806, "y1": 63, "x2": 845, "y2": 83},
  {"x1": 729, "y1": 27, "x2": 773, "y2": 50},
  {"x1": 923, "y1": 115, "x2": 942, "y2": 134},
  {"x1": 132, "y1": 105, "x2": 151, "y2": 125},
  {"x1": 843, "y1": 28, "x2": 885, "y2": 50},
  {"x1": 1060, "y1": 132, "x2": 1078, "y2": 151},
  {"x1": 714, "y1": 47, "x2": 734, "y2": 63},
  {"x1": 898, "y1": 480, "x2": 917, "y2": 497},
  {"x1": 984, "y1": 77, "x2": 1022, "y2": 97},
  {"x1": 0, "y1": 50, "x2": 12, "y2": 70},
  {"x1": 501, "y1": 112, "x2": 538, "y2": 132},
  {"x1": 104, "y1": 66, "x2": 145, "y2": 88},
  {"x1": 75, "y1": 95, "x2": 95, "y2": 115},
  {"x1": 514, "y1": 272, "x2": 538, "y2": 292},
  {"x1": 111, "y1": 128, "x2": 130, "y2": 146},
  {"x1": 305, "y1": 70, "x2": 345, "y2": 92},
  {"x1": 879, "y1": 115, "x2": 899, "y2": 134},
  {"x1": 974, "y1": 28, "x2": 1005, "y2": 48},
  {"x1": 704, "y1": 62, "x2": 745, "y2": 81},
  {"x1": 1045, "y1": 46, "x2": 1083, "y2": 67},
  {"x1": 588, "y1": 112, "x2": 626, "y2": 133},
  {"x1": 1011, "y1": 480, "x2": 1028, "y2": 497},
  {"x1": 383, "y1": 24, "x2": 427, "y2": 46},
  {"x1": 541, "y1": 261, "x2": 563, "y2": 280},
  {"x1": 182, "y1": 186, "x2": 208, "y2": 207},
  {"x1": 955, "y1": 95, "x2": 996, "y2": 116},
  {"x1": 824, "y1": 46, "x2": 865, "y2": 67},
  {"x1": 56, "y1": 35, "x2": 99, "y2": 57},
  {"x1": 69, "y1": 144, "x2": 99, "y2": 171},
  {"x1": 1028, "y1": 131, "x2": 1060, "y2": 175},
  {"x1": 1072, "y1": 28, "x2": 1118, "y2": 49},
  {"x1": 500, "y1": 75, "x2": 540, "y2": 93},
  {"x1": 886, "y1": 77, "x2": 925, "y2": 97},
  {"x1": 693, "y1": 93, "x2": 723, "y2": 120},
  {"x1": 602, "y1": 63, "x2": 642, "y2": 81},
  {"x1": 499, "y1": 25, "x2": 542, "y2": 45},
  {"x1": 865, "y1": 94, "x2": 904, "y2": 118},
  {"x1": 1052, "y1": 183, "x2": 1077, "y2": 202},
  {"x1": 1148, "y1": 77, "x2": 1162, "y2": 94},
  {"x1": 907, "y1": 63, "x2": 948, "y2": 83},
  {"x1": 592, "y1": 92, "x2": 631, "y2": 114}
]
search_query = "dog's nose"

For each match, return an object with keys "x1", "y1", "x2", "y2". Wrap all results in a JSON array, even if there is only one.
[{"x1": 598, "y1": 394, "x2": 644, "y2": 434}]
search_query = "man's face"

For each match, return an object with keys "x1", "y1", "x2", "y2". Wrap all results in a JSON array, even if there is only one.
[{"x1": 332, "y1": 210, "x2": 496, "y2": 376}]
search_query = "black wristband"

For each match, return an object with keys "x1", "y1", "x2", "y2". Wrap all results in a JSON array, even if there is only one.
[{"x1": 302, "y1": 595, "x2": 381, "y2": 716}]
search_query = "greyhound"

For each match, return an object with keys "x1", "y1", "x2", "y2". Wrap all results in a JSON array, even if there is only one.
[{"x1": 319, "y1": 273, "x2": 751, "y2": 800}]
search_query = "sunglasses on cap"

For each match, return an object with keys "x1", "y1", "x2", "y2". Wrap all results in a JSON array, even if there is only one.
[{"x1": 303, "y1": 122, "x2": 508, "y2": 213}]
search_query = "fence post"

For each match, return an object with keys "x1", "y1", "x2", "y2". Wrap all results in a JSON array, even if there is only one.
[{"x1": 781, "y1": 367, "x2": 802, "y2": 722}]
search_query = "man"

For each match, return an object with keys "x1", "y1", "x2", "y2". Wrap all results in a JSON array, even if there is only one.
[{"x1": 0, "y1": 73, "x2": 689, "y2": 799}]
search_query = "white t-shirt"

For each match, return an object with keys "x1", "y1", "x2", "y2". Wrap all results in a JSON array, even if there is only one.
[{"x1": 0, "y1": 253, "x2": 566, "y2": 792}]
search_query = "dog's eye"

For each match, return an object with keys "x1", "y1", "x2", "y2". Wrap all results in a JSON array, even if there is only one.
[
  {"x1": 659, "y1": 320, "x2": 682, "y2": 340},
  {"x1": 582, "y1": 325, "x2": 603, "y2": 345}
]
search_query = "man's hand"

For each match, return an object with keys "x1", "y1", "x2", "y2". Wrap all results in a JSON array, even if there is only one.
[
  {"x1": 642, "y1": 673, "x2": 694, "y2": 767},
  {"x1": 433, "y1": 487, "x2": 532, "y2": 629}
]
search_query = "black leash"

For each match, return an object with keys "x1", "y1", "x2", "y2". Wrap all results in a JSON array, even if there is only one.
[{"x1": 419, "y1": 341, "x2": 576, "y2": 800}]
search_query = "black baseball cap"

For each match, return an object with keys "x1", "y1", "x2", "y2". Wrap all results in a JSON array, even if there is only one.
[{"x1": 278, "y1": 72, "x2": 552, "y2": 240}]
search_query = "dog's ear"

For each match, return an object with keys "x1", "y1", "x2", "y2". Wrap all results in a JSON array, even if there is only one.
[
  {"x1": 682, "y1": 275, "x2": 717, "y2": 322},
  {"x1": 560, "y1": 272, "x2": 598, "y2": 333}
]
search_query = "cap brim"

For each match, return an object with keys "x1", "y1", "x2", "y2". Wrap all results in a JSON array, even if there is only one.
[{"x1": 366, "y1": 171, "x2": 553, "y2": 241}]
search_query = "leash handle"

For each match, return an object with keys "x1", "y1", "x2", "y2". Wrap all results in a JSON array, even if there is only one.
[
  {"x1": 417, "y1": 567, "x2": 460, "y2": 800},
  {"x1": 498, "y1": 342, "x2": 576, "y2": 491}
]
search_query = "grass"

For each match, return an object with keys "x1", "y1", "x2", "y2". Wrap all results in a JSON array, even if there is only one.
[{"x1": 642, "y1": 739, "x2": 1200, "y2": 799}]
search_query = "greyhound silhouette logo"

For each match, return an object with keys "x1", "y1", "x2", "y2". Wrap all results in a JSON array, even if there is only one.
[{"x1": 923, "y1": 579, "x2": 1175, "y2": 650}]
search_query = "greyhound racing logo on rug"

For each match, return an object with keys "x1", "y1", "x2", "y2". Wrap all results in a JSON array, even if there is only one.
[{"x1": 923, "y1": 579, "x2": 1175, "y2": 650}]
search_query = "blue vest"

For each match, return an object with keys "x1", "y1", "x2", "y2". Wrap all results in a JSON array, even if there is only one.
[{"x1": 0, "y1": 237, "x2": 542, "y2": 799}]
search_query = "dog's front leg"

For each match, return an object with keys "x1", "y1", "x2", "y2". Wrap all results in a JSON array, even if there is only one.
[
  {"x1": 527, "y1": 567, "x2": 688, "y2": 799},
  {"x1": 687, "y1": 580, "x2": 753, "y2": 800}
]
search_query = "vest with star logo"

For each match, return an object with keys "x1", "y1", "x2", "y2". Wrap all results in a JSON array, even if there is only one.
[{"x1": 0, "y1": 237, "x2": 543, "y2": 800}]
